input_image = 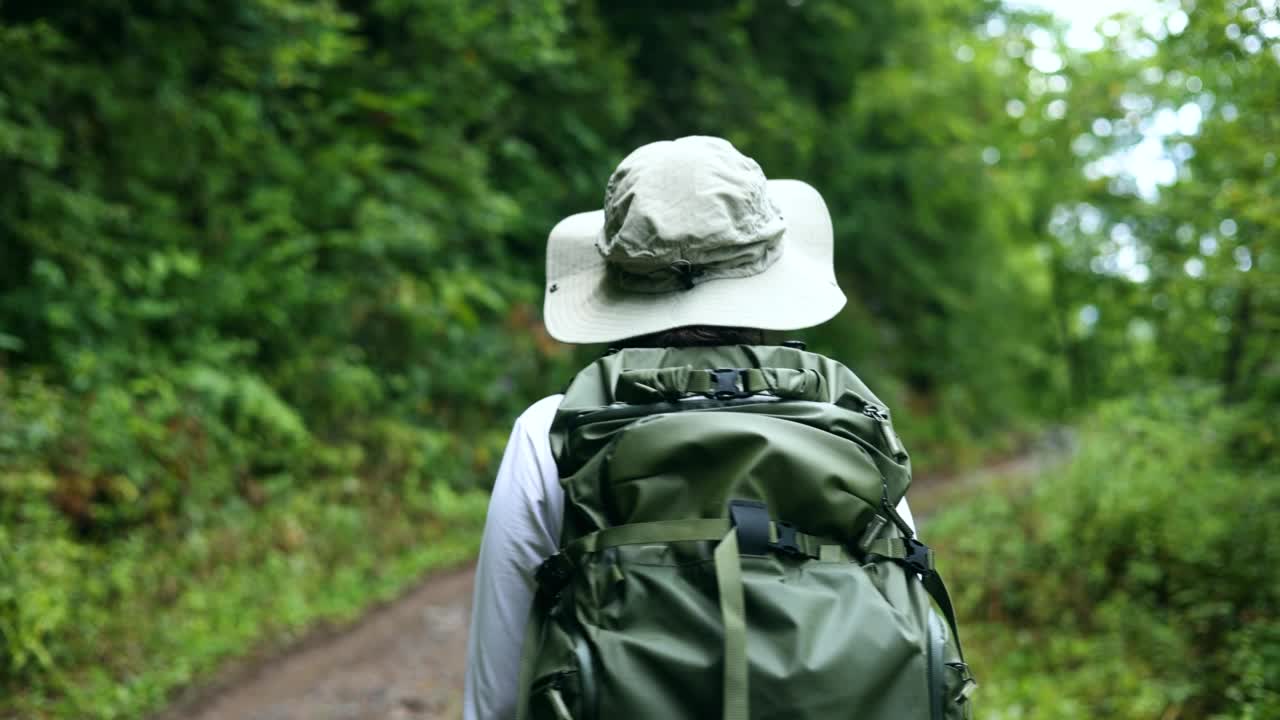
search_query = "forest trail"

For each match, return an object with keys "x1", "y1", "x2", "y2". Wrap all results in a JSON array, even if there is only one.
[
  {"x1": 155, "y1": 436, "x2": 1070, "y2": 720},
  {"x1": 155, "y1": 566, "x2": 476, "y2": 720}
]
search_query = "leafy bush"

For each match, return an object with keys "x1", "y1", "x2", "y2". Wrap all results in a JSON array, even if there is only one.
[
  {"x1": 1, "y1": 4, "x2": 590, "y2": 708},
  {"x1": 1, "y1": 386, "x2": 488, "y2": 719},
  {"x1": 929, "y1": 387, "x2": 1280, "y2": 719}
]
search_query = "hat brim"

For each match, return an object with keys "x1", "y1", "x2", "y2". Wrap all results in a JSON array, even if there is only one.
[{"x1": 543, "y1": 179, "x2": 846, "y2": 345}]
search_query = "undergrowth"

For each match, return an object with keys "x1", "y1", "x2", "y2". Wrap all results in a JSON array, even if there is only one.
[
  {"x1": 0, "y1": 372, "x2": 491, "y2": 720},
  {"x1": 2, "y1": 481, "x2": 486, "y2": 720},
  {"x1": 928, "y1": 384, "x2": 1280, "y2": 719}
]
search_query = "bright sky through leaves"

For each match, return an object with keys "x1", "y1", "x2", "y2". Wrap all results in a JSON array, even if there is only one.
[{"x1": 1014, "y1": 0, "x2": 1183, "y2": 198}]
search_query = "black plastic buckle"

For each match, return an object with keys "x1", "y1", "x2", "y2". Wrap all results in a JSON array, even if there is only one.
[
  {"x1": 709, "y1": 368, "x2": 749, "y2": 400},
  {"x1": 534, "y1": 553, "x2": 573, "y2": 604},
  {"x1": 769, "y1": 521, "x2": 806, "y2": 558},
  {"x1": 901, "y1": 537, "x2": 933, "y2": 574}
]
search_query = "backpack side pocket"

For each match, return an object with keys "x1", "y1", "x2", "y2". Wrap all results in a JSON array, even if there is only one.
[
  {"x1": 929, "y1": 610, "x2": 977, "y2": 720},
  {"x1": 527, "y1": 630, "x2": 597, "y2": 720}
]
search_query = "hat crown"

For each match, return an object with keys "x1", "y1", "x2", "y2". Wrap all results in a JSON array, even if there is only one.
[{"x1": 597, "y1": 136, "x2": 785, "y2": 293}]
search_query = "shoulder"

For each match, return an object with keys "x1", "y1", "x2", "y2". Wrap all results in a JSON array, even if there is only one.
[
  {"x1": 512, "y1": 393, "x2": 564, "y2": 439},
  {"x1": 495, "y1": 394, "x2": 565, "y2": 533}
]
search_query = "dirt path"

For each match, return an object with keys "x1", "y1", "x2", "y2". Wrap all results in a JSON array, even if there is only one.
[
  {"x1": 157, "y1": 565, "x2": 476, "y2": 720},
  {"x1": 156, "y1": 432, "x2": 1071, "y2": 720},
  {"x1": 909, "y1": 427, "x2": 1075, "y2": 522}
]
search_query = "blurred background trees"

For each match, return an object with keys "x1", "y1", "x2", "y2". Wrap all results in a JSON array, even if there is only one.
[{"x1": 0, "y1": 0, "x2": 1275, "y2": 718}]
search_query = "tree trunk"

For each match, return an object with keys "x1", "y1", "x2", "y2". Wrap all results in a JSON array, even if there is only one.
[{"x1": 1221, "y1": 283, "x2": 1253, "y2": 403}]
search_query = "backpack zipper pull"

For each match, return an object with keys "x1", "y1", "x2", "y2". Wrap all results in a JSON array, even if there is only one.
[{"x1": 862, "y1": 404, "x2": 908, "y2": 461}]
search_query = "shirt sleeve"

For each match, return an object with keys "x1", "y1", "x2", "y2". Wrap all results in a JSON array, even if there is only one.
[
  {"x1": 463, "y1": 396, "x2": 564, "y2": 720},
  {"x1": 895, "y1": 496, "x2": 918, "y2": 536}
]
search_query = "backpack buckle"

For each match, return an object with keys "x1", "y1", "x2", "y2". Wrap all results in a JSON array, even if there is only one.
[
  {"x1": 769, "y1": 521, "x2": 806, "y2": 558},
  {"x1": 900, "y1": 537, "x2": 934, "y2": 574},
  {"x1": 535, "y1": 553, "x2": 574, "y2": 604},
  {"x1": 708, "y1": 368, "x2": 750, "y2": 400}
]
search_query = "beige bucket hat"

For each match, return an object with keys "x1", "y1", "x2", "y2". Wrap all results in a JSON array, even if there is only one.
[{"x1": 543, "y1": 136, "x2": 846, "y2": 344}]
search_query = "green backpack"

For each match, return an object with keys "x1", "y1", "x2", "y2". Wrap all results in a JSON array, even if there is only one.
[{"x1": 517, "y1": 345, "x2": 976, "y2": 720}]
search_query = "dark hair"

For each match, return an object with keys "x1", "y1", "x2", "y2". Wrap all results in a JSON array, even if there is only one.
[{"x1": 616, "y1": 325, "x2": 767, "y2": 349}]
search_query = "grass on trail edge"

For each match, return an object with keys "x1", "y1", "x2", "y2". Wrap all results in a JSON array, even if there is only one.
[
  {"x1": 923, "y1": 391, "x2": 1280, "y2": 718},
  {"x1": 3, "y1": 483, "x2": 488, "y2": 720}
]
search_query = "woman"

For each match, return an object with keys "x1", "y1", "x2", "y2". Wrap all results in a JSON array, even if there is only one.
[{"x1": 463, "y1": 136, "x2": 918, "y2": 720}]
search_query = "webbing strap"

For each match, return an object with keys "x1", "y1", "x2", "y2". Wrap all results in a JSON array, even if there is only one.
[
  {"x1": 563, "y1": 518, "x2": 729, "y2": 563},
  {"x1": 682, "y1": 368, "x2": 805, "y2": 395},
  {"x1": 921, "y1": 570, "x2": 968, "y2": 662},
  {"x1": 714, "y1": 528, "x2": 749, "y2": 720},
  {"x1": 866, "y1": 538, "x2": 967, "y2": 662},
  {"x1": 685, "y1": 368, "x2": 777, "y2": 394},
  {"x1": 615, "y1": 366, "x2": 826, "y2": 402},
  {"x1": 559, "y1": 518, "x2": 833, "y2": 567},
  {"x1": 865, "y1": 537, "x2": 934, "y2": 569}
]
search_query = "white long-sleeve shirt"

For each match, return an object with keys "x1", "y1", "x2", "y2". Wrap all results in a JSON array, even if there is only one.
[{"x1": 462, "y1": 394, "x2": 917, "y2": 720}]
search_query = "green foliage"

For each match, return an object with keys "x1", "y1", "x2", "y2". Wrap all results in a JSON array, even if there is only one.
[
  {"x1": 929, "y1": 389, "x2": 1280, "y2": 718},
  {"x1": 0, "y1": 0, "x2": 1276, "y2": 715},
  {"x1": 1039, "y1": 0, "x2": 1280, "y2": 405},
  {"x1": 1, "y1": 418, "x2": 487, "y2": 718},
  {"x1": 0, "y1": 1, "x2": 604, "y2": 707},
  {"x1": 587, "y1": 0, "x2": 1073, "y2": 431}
]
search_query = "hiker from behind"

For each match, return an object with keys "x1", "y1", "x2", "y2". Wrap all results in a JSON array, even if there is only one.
[{"x1": 463, "y1": 136, "x2": 974, "y2": 720}]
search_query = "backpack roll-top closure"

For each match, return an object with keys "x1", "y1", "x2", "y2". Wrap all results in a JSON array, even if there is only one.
[
  {"x1": 614, "y1": 366, "x2": 828, "y2": 403},
  {"x1": 549, "y1": 345, "x2": 910, "y2": 547}
]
